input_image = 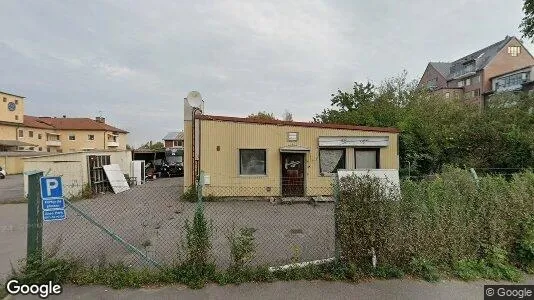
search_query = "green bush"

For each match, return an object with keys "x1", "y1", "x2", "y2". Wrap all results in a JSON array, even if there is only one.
[
  {"x1": 515, "y1": 216, "x2": 534, "y2": 273},
  {"x1": 336, "y1": 168, "x2": 534, "y2": 282},
  {"x1": 228, "y1": 227, "x2": 256, "y2": 271},
  {"x1": 181, "y1": 185, "x2": 199, "y2": 202}
]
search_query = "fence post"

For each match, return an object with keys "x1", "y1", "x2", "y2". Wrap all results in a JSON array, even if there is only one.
[
  {"x1": 27, "y1": 171, "x2": 43, "y2": 262},
  {"x1": 197, "y1": 170, "x2": 204, "y2": 204},
  {"x1": 333, "y1": 173, "x2": 340, "y2": 261},
  {"x1": 470, "y1": 168, "x2": 479, "y2": 188}
]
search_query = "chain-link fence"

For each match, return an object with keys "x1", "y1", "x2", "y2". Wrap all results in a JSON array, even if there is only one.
[{"x1": 41, "y1": 176, "x2": 336, "y2": 270}]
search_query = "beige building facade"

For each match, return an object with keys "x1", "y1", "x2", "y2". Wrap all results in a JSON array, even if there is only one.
[
  {"x1": 184, "y1": 101, "x2": 399, "y2": 197},
  {"x1": 0, "y1": 91, "x2": 128, "y2": 153}
]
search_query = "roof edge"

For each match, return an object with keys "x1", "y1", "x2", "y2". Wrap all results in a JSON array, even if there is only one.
[
  {"x1": 196, "y1": 114, "x2": 400, "y2": 133},
  {"x1": 0, "y1": 91, "x2": 25, "y2": 98}
]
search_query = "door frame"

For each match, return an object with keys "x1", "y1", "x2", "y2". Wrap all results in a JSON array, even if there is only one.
[{"x1": 280, "y1": 152, "x2": 306, "y2": 197}]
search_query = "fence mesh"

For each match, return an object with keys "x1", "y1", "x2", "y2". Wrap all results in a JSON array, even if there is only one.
[{"x1": 42, "y1": 176, "x2": 336, "y2": 270}]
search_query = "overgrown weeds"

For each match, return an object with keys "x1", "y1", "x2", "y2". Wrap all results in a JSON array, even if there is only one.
[
  {"x1": 336, "y1": 167, "x2": 534, "y2": 282},
  {"x1": 181, "y1": 185, "x2": 199, "y2": 202}
]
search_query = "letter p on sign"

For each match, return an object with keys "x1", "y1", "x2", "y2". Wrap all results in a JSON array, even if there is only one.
[{"x1": 40, "y1": 176, "x2": 63, "y2": 199}]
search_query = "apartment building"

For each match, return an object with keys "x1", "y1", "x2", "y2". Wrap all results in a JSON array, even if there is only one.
[
  {"x1": 163, "y1": 131, "x2": 184, "y2": 148},
  {"x1": 419, "y1": 36, "x2": 534, "y2": 108},
  {"x1": 0, "y1": 90, "x2": 128, "y2": 153}
]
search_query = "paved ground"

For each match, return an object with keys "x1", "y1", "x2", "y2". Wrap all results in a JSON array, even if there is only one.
[
  {"x1": 0, "y1": 203, "x2": 27, "y2": 281},
  {"x1": 8, "y1": 277, "x2": 534, "y2": 299},
  {"x1": 0, "y1": 175, "x2": 24, "y2": 203},
  {"x1": 43, "y1": 177, "x2": 334, "y2": 269}
]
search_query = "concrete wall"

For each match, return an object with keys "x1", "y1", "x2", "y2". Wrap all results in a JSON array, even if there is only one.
[
  {"x1": 197, "y1": 119, "x2": 399, "y2": 197},
  {"x1": 0, "y1": 92, "x2": 24, "y2": 124},
  {"x1": 23, "y1": 150, "x2": 132, "y2": 198},
  {"x1": 0, "y1": 155, "x2": 24, "y2": 174}
]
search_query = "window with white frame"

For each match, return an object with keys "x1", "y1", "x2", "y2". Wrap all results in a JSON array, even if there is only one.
[
  {"x1": 465, "y1": 78, "x2": 471, "y2": 86},
  {"x1": 319, "y1": 148, "x2": 346, "y2": 173},
  {"x1": 508, "y1": 46, "x2": 521, "y2": 57},
  {"x1": 69, "y1": 134, "x2": 76, "y2": 141},
  {"x1": 457, "y1": 81, "x2": 464, "y2": 88},
  {"x1": 445, "y1": 92, "x2": 450, "y2": 99},
  {"x1": 88, "y1": 134, "x2": 95, "y2": 141},
  {"x1": 239, "y1": 149, "x2": 266, "y2": 175}
]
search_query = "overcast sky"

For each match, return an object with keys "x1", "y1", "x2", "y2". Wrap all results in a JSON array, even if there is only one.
[{"x1": 0, "y1": 0, "x2": 530, "y2": 146}]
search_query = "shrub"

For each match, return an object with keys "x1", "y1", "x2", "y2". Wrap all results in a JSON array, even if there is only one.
[
  {"x1": 227, "y1": 227, "x2": 256, "y2": 271},
  {"x1": 515, "y1": 216, "x2": 534, "y2": 273},
  {"x1": 181, "y1": 185, "x2": 199, "y2": 202},
  {"x1": 336, "y1": 168, "x2": 534, "y2": 282}
]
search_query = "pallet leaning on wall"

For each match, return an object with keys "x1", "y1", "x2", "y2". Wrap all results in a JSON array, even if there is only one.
[{"x1": 87, "y1": 155, "x2": 111, "y2": 194}]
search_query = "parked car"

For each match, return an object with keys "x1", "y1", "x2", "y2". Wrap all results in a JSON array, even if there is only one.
[
  {"x1": 165, "y1": 148, "x2": 184, "y2": 177},
  {"x1": 0, "y1": 166, "x2": 6, "y2": 179}
]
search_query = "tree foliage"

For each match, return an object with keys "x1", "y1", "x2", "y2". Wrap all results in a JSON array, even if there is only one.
[
  {"x1": 315, "y1": 73, "x2": 534, "y2": 176},
  {"x1": 247, "y1": 111, "x2": 276, "y2": 120},
  {"x1": 521, "y1": 0, "x2": 534, "y2": 41}
]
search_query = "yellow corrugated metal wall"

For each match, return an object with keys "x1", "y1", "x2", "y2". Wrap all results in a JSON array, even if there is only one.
[{"x1": 198, "y1": 119, "x2": 399, "y2": 197}]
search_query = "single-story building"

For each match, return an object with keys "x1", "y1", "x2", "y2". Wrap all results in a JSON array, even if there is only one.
[
  {"x1": 183, "y1": 106, "x2": 399, "y2": 198},
  {"x1": 23, "y1": 150, "x2": 132, "y2": 198}
]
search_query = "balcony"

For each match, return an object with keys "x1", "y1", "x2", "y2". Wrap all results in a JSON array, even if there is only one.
[
  {"x1": 107, "y1": 141, "x2": 119, "y2": 147},
  {"x1": 46, "y1": 140, "x2": 62, "y2": 147}
]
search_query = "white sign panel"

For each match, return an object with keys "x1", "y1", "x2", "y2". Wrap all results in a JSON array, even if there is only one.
[
  {"x1": 337, "y1": 169, "x2": 400, "y2": 196},
  {"x1": 318, "y1": 136, "x2": 389, "y2": 147},
  {"x1": 103, "y1": 164, "x2": 130, "y2": 194}
]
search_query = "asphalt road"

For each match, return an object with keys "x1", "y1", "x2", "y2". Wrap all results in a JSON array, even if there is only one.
[
  {"x1": 0, "y1": 175, "x2": 24, "y2": 203},
  {"x1": 0, "y1": 203, "x2": 27, "y2": 281},
  {"x1": 7, "y1": 277, "x2": 534, "y2": 300}
]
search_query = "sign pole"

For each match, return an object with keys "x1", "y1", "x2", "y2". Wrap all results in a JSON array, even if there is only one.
[{"x1": 27, "y1": 171, "x2": 43, "y2": 262}]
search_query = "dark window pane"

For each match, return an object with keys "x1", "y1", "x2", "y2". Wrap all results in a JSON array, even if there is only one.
[{"x1": 240, "y1": 149, "x2": 266, "y2": 175}]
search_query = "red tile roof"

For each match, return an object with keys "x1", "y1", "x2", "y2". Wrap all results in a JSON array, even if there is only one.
[
  {"x1": 23, "y1": 116, "x2": 128, "y2": 133},
  {"x1": 196, "y1": 115, "x2": 399, "y2": 133}
]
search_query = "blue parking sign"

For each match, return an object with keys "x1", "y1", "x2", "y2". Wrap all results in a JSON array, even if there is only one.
[
  {"x1": 43, "y1": 209, "x2": 66, "y2": 221},
  {"x1": 40, "y1": 176, "x2": 66, "y2": 222},
  {"x1": 40, "y1": 177, "x2": 63, "y2": 199}
]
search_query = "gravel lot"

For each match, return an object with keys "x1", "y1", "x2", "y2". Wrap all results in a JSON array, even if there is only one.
[
  {"x1": 43, "y1": 177, "x2": 335, "y2": 269},
  {"x1": 0, "y1": 174, "x2": 24, "y2": 203}
]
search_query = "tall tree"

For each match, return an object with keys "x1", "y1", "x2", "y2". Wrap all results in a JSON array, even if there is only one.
[
  {"x1": 520, "y1": 0, "x2": 534, "y2": 40},
  {"x1": 282, "y1": 110, "x2": 293, "y2": 121}
]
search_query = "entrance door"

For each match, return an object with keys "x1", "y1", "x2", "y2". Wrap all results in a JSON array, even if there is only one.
[{"x1": 281, "y1": 153, "x2": 305, "y2": 197}]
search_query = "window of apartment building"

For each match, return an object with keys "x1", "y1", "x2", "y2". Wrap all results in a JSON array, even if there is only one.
[
  {"x1": 426, "y1": 78, "x2": 437, "y2": 89},
  {"x1": 173, "y1": 140, "x2": 179, "y2": 147},
  {"x1": 474, "y1": 89, "x2": 481, "y2": 97},
  {"x1": 38, "y1": 147, "x2": 42, "y2": 151},
  {"x1": 178, "y1": 140, "x2": 183, "y2": 146},
  {"x1": 472, "y1": 75, "x2": 481, "y2": 85},
  {"x1": 445, "y1": 92, "x2": 450, "y2": 99},
  {"x1": 319, "y1": 148, "x2": 346, "y2": 174},
  {"x1": 355, "y1": 149, "x2": 380, "y2": 169},
  {"x1": 69, "y1": 134, "x2": 76, "y2": 141},
  {"x1": 508, "y1": 46, "x2": 521, "y2": 57},
  {"x1": 457, "y1": 81, "x2": 464, "y2": 88},
  {"x1": 38, "y1": 134, "x2": 42, "y2": 139},
  {"x1": 47, "y1": 147, "x2": 50, "y2": 152},
  {"x1": 239, "y1": 149, "x2": 266, "y2": 175},
  {"x1": 88, "y1": 134, "x2": 95, "y2": 141},
  {"x1": 465, "y1": 78, "x2": 471, "y2": 86},
  {"x1": 29, "y1": 147, "x2": 34, "y2": 151},
  {"x1": 18, "y1": 130, "x2": 23, "y2": 138},
  {"x1": 29, "y1": 131, "x2": 33, "y2": 138}
]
